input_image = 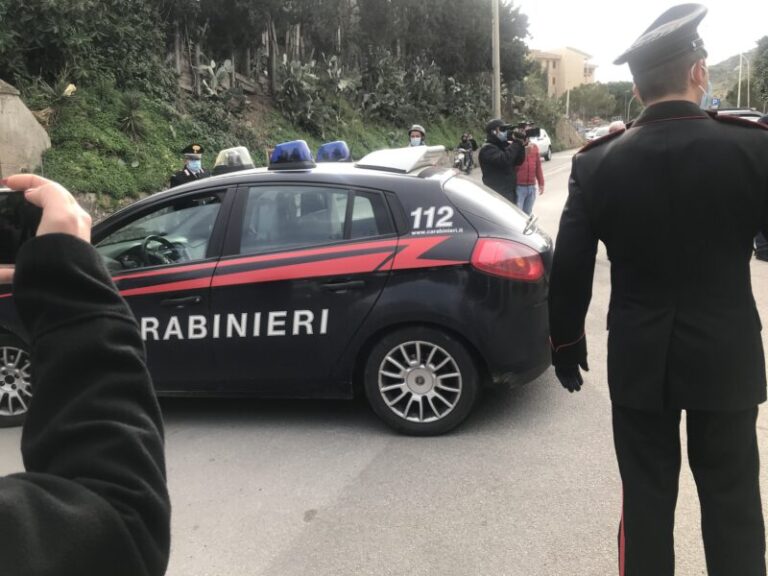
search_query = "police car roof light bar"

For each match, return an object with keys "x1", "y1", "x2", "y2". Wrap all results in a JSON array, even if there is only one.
[
  {"x1": 316, "y1": 140, "x2": 351, "y2": 162},
  {"x1": 268, "y1": 140, "x2": 317, "y2": 171},
  {"x1": 355, "y1": 145, "x2": 446, "y2": 174}
]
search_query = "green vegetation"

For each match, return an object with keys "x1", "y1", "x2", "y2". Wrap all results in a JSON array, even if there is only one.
[
  {"x1": 1, "y1": 1, "x2": 767, "y2": 208},
  {"x1": 31, "y1": 79, "x2": 486, "y2": 209},
  {"x1": 0, "y1": 0, "x2": 549, "y2": 205}
]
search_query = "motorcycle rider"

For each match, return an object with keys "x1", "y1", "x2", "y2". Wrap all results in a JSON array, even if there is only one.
[
  {"x1": 408, "y1": 124, "x2": 426, "y2": 146},
  {"x1": 478, "y1": 119, "x2": 526, "y2": 203}
]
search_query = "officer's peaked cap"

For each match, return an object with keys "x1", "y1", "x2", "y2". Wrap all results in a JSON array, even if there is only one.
[{"x1": 614, "y1": 4, "x2": 707, "y2": 73}]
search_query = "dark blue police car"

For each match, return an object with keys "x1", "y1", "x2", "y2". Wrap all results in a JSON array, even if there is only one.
[{"x1": 0, "y1": 141, "x2": 552, "y2": 435}]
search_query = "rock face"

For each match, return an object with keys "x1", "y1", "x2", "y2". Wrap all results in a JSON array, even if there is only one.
[{"x1": 0, "y1": 79, "x2": 51, "y2": 178}]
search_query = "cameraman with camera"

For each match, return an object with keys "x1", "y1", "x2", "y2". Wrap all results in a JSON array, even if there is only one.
[{"x1": 478, "y1": 118, "x2": 526, "y2": 203}]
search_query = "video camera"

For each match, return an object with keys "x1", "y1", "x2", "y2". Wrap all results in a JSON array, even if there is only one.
[{"x1": 510, "y1": 122, "x2": 541, "y2": 142}]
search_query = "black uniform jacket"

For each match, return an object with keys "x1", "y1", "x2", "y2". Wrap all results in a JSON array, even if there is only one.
[
  {"x1": 0, "y1": 235, "x2": 171, "y2": 575},
  {"x1": 549, "y1": 100, "x2": 768, "y2": 411},
  {"x1": 170, "y1": 167, "x2": 209, "y2": 188},
  {"x1": 478, "y1": 135, "x2": 525, "y2": 200}
]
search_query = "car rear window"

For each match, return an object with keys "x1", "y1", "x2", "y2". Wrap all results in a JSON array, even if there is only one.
[{"x1": 442, "y1": 175, "x2": 529, "y2": 230}]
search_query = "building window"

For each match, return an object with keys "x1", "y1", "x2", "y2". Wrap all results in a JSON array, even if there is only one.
[
  {"x1": 553, "y1": 61, "x2": 557, "y2": 69},
  {"x1": 552, "y1": 77, "x2": 556, "y2": 86}
]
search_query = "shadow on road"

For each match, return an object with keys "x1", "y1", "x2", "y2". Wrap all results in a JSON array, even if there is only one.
[{"x1": 158, "y1": 369, "x2": 557, "y2": 437}]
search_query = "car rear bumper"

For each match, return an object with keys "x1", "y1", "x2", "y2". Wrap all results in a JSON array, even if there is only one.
[{"x1": 461, "y1": 273, "x2": 552, "y2": 388}]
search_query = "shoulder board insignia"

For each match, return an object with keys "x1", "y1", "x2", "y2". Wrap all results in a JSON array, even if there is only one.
[{"x1": 712, "y1": 113, "x2": 768, "y2": 130}]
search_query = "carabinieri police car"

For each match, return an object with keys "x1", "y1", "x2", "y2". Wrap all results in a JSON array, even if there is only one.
[{"x1": 0, "y1": 141, "x2": 552, "y2": 435}]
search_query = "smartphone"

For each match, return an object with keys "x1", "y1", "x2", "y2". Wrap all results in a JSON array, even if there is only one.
[{"x1": 0, "y1": 189, "x2": 43, "y2": 264}]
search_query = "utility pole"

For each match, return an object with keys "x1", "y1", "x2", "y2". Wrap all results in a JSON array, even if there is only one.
[
  {"x1": 737, "y1": 53, "x2": 743, "y2": 108},
  {"x1": 492, "y1": 0, "x2": 501, "y2": 118},
  {"x1": 746, "y1": 55, "x2": 751, "y2": 109}
]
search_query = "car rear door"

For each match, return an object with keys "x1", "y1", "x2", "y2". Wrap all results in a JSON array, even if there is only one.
[
  {"x1": 94, "y1": 187, "x2": 233, "y2": 392},
  {"x1": 210, "y1": 182, "x2": 397, "y2": 397}
]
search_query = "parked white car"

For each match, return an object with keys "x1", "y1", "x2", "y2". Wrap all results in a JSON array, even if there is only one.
[
  {"x1": 530, "y1": 128, "x2": 552, "y2": 161},
  {"x1": 585, "y1": 125, "x2": 610, "y2": 141}
]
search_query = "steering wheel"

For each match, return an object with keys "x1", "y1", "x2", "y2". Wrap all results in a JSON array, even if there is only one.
[{"x1": 140, "y1": 235, "x2": 178, "y2": 266}]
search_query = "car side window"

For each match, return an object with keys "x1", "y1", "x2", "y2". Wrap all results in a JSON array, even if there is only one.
[
  {"x1": 350, "y1": 191, "x2": 394, "y2": 239},
  {"x1": 240, "y1": 186, "x2": 394, "y2": 255},
  {"x1": 96, "y1": 192, "x2": 224, "y2": 272},
  {"x1": 240, "y1": 186, "x2": 348, "y2": 255}
]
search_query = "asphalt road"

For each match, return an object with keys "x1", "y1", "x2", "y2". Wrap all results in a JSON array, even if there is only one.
[{"x1": 1, "y1": 150, "x2": 766, "y2": 575}]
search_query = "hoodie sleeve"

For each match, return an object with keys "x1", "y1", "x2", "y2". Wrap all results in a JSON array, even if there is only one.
[{"x1": 0, "y1": 234, "x2": 171, "y2": 576}]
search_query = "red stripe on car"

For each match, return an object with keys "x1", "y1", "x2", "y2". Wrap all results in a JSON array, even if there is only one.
[
  {"x1": 217, "y1": 239, "x2": 400, "y2": 269},
  {"x1": 212, "y1": 252, "x2": 394, "y2": 288},
  {"x1": 392, "y1": 235, "x2": 466, "y2": 270},
  {"x1": 120, "y1": 277, "x2": 212, "y2": 297}
]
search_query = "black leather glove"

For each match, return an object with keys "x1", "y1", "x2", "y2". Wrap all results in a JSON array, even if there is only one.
[{"x1": 555, "y1": 359, "x2": 589, "y2": 393}]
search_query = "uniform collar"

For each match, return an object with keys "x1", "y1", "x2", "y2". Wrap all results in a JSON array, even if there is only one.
[{"x1": 632, "y1": 100, "x2": 708, "y2": 127}]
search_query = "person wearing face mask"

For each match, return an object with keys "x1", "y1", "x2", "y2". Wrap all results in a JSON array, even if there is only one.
[
  {"x1": 170, "y1": 143, "x2": 210, "y2": 188},
  {"x1": 407, "y1": 124, "x2": 426, "y2": 147},
  {"x1": 478, "y1": 118, "x2": 526, "y2": 203},
  {"x1": 548, "y1": 4, "x2": 768, "y2": 575}
]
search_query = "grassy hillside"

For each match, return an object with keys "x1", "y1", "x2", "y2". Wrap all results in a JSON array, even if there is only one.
[{"x1": 36, "y1": 82, "x2": 483, "y2": 213}]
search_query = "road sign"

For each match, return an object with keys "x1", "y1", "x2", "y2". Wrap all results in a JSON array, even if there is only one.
[{"x1": 712, "y1": 97, "x2": 721, "y2": 109}]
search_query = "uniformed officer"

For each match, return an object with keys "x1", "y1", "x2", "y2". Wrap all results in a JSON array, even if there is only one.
[
  {"x1": 170, "y1": 143, "x2": 210, "y2": 187},
  {"x1": 548, "y1": 5, "x2": 768, "y2": 575}
]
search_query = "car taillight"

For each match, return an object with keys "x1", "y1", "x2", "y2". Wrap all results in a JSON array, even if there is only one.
[{"x1": 471, "y1": 238, "x2": 544, "y2": 281}]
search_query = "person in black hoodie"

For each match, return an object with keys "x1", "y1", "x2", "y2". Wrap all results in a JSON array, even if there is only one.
[
  {"x1": 0, "y1": 174, "x2": 171, "y2": 576},
  {"x1": 478, "y1": 118, "x2": 526, "y2": 203}
]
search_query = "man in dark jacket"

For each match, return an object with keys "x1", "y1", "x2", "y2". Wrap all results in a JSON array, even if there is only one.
[
  {"x1": 478, "y1": 118, "x2": 526, "y2": 203},
  {"x1": 548, "y1": 5, "x2": 767, "y2": 576},
  {"x1": 0, "y1": 174, "x2": 171, "y2": 576}
]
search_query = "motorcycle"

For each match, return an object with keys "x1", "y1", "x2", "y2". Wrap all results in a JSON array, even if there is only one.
[{"x1": 453, "y1": 147, "x2": 472, "y2": 174}]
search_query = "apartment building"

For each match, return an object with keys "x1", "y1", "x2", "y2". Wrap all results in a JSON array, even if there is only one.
[{"x1": 531, "y1": 47, "x2": 597, "y2": 98}]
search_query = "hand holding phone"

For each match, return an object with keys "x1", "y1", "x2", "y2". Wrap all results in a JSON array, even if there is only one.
[{"x1": 0, "y1": 174, "x2": 92, "y2": 283}]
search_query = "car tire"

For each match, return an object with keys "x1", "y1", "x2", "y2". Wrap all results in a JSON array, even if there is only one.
[
  {"x1": 544, "y1": 147, "x2": 552, "y2": 161},
  {"x1": 0, "y1": 333, "x2": 32, "y2": 428},
  {"x1": 363, "y1": 327, "x2": 479, "y2": 436}
]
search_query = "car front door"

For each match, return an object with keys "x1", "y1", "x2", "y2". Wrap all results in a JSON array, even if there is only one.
[
  {"x1": 210, "y1": 183, "x2": 396, "y2": 397},
  {"x1": 94, "y1": 188, "x2": 232, "y2": 392}
]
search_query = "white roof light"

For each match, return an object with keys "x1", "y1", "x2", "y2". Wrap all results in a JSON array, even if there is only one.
[{"x1": 355, "y1": 145, "x2": 446, "y2": 174}]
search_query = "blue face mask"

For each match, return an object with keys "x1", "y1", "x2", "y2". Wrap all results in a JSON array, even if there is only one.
[
  {"x1": 691, "y1": 62, "x2": 713, "y2": 110},
  {"x1": 410, "y1": 137, "x2": 422, "y2": 147},
  {"x1": 497, "y1": 130, "x2": 508, "y2": 141},
  {"x1": 187, "y1": 159, "x2": 202, "y2": 173}
]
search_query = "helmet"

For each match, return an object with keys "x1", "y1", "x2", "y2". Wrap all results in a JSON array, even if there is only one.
[{"x1": 408, "y1": 124, "x2": 426, "y2": 139}]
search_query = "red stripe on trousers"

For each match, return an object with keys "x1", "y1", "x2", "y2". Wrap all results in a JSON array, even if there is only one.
[{"x1": 619, "y1": 488, "x2": 626, "y2": 576}]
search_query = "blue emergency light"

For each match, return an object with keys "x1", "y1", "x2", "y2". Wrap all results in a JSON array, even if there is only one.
[
  {"x1": 268, "y1": 140, "x2": 316, "y2": 170},
  {"x1": 316, "y1": 140, "x2": 351, "y2": 162}
]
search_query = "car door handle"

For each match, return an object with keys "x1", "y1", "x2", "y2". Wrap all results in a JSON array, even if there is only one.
[
  {"x1": 161, "y1": 295, "x2": 203, "y2": 308},
  {"x1": 322, "y1": 280, "x2": 365, "y2": 292}
]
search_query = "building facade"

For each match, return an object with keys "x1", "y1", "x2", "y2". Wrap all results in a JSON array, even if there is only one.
[{"x1": 531, "y1": 47, "x2": 597, "y2": 99}]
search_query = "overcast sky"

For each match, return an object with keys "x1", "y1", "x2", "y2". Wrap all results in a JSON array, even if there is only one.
[{"x1": 515, "y1": 0, "x2": 768, "y2": 83}]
